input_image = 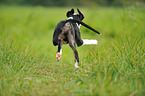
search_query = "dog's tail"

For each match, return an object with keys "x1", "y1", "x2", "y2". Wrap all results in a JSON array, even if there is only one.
[{"x1": 66, "y1": 19, "x2": 101, "y2": 35}]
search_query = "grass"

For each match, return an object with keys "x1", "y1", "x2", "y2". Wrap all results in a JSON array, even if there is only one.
[{"x1": 0, "y1": 5, "x2": 145, "y2": 96}]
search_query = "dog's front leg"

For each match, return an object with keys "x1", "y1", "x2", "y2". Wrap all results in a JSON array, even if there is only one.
[{"x1": 56, "y1": 39, "x2": 62, "y2": 61}]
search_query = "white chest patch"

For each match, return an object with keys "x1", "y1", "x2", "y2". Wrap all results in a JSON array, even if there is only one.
[{"x1": 76, "y1": 23, "x2": 81, "y2": 29}]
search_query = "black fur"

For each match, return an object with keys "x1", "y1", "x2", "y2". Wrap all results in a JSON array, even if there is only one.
[{"x1": 52, "y1": 8, "x2": 100, "y2": 65}]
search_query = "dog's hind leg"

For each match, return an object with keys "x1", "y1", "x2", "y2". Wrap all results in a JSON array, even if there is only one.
[
  {"x1": 68, "y1": 31, "x2": 79, "y2": 68},
  {"x1": 56, "y1": 39, "x2": 62, "y2": 61},
  {"x1": 70, "y1": 44, "x2": 79, "y2": 68}
]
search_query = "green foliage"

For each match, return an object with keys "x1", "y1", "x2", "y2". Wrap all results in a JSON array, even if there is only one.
[{"x1": 0, "y1": 6, "x2": 145, "y2": 96}]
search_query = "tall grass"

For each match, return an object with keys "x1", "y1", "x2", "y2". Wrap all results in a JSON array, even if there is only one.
[{"x1": 0, "y1": 5, "x2": 145, "y2": 96}]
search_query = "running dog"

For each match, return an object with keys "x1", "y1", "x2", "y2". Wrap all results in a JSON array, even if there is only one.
[{"x1": 53, "y1": 8, "x2": 101, "y2": 68}]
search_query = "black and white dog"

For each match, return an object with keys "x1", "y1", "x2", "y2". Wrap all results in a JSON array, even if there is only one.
[{"x1": 53, "y1": 8, "x2": 100, "y2": 68}]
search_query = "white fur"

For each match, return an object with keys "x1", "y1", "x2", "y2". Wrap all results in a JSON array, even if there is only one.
[
  {"x1": 67, "y1": 17, "x2": 73, "y2": 20},
  {"x1": 73, "y1": 13, "x2": 77, "y2": 15},
  {"x1": 60, "y1": 48, "x2": 62, "y2": 54},
  {"x1": 82, "y1": 39, "x2": 98, "y2": 45},
  {"x1": 56, "y1": 49, "x2": 62, "y2": 61},
  {"x1": 76, "y1": 23, "x2": 81, "y2": 29},
  {"x1": 75, "y1": 60, "x2": 79, "y2": 68}
]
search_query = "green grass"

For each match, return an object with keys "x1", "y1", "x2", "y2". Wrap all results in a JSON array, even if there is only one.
[{"x1": 0, "y1": 5, "x2": 145, "y2": 96}]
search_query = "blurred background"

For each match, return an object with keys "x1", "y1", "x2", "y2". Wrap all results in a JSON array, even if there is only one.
[
  {"x1": 0, "y1": 0, "x2": 145, "y2": 7},
  {"x1": 0, "y1": 0, "x2": 145, "y2": 96}
]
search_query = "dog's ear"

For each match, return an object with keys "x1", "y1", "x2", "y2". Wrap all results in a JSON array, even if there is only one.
[
  {"x1": 77, "y1": 8, "x2": 84, "y2": 20},
  {"x1": 66, "y1": 8, "x2": 74, "y2": 17}
]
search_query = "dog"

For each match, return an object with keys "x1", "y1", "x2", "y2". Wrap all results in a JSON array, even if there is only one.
[{"x1": 53, "y1": 8, "x2": 100, "y2": 68}]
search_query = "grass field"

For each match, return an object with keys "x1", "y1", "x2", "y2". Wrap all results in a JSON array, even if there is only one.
[{"x1": 0, "y1": 5, "x2": 145, "y2": 96}]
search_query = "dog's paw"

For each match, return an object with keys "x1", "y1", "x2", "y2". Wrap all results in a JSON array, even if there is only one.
[
  {"x1": 75, "y1": 65, "x2": 80, "y2": 69},
  {"x1": 56, "y1": 53, "x2": 61, "y2": 61},
  {"x1": 75, "y1": 61, "x2": 79, "y2": 69}
]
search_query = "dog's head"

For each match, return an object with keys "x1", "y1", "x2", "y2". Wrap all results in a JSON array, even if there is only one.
[{"x1": 66, "y1": 8, "x2": 84, "y2": 21}]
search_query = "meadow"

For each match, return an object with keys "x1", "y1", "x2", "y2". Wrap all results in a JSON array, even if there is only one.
[{"x1": 0, "y1": 5, "x2": 145, "y2": 96}]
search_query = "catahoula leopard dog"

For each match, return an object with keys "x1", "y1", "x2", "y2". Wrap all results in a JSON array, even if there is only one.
[{"x1": 53, "y1": 8, "x2": 101, "y2": 68}]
